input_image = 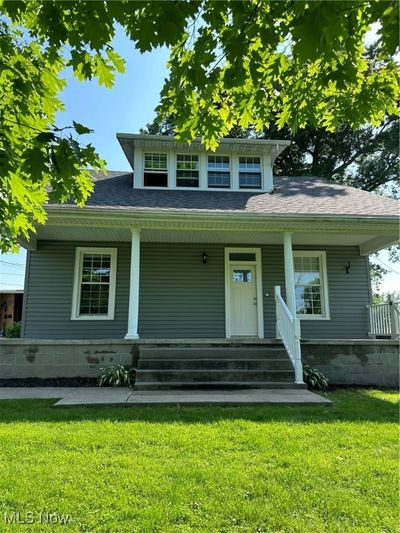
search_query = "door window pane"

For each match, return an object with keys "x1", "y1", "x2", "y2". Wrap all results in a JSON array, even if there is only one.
[
  {"x1": 229, "y1": 253, "x2": 256, "y2": 261},
  {"x1": 233, "y1": 270, "x2": 253, "y2": 283}
]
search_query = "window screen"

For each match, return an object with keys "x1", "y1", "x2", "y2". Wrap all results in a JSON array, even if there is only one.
[
  {"x1": 79, "y1": 253, "x2": 112, "y2": 316},
  {"x1": 208, "y1": 155, "x2": 230, "y2": 188},
  {"x1": 176, "y1": 154, "x2": 199, "y2": 187},
  {"x1": 294, "y1": 255, "x2": 324, "y2": 316},
  {"x1": 239, "y1": 156, "x2": 262, "y2": 189},
  {"x1": 144, "y1": 153, "x2": 168, "y2": 187}
]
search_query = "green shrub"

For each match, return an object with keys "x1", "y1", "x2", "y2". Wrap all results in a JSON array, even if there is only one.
[
  {"x1": 97, "y1": 364, "x2": 135, "y2": 388},
  {"x1": 5, "y1": 321, "x2": 21, "y2": 338},
  {"x1": 303, "y1": 365, "x2": 329, "y2": 391}
]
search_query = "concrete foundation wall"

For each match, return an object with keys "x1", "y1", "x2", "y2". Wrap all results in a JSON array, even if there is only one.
[
  {"x1": 0, "y1": 339, "x2": 398, "y2": 386},
  {"x1": 302, "y1": 340, "x2": 399, "y2": 387},
  {"x1": 0, "y1": 340, "x2": 138, "y2": 379}
]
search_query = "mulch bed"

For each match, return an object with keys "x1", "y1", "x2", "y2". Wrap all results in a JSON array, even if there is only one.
[{"x1": 0, "y1": 377, "x2": 97, "y2": 387}]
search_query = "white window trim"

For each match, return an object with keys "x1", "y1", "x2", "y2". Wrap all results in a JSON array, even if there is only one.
[
  {"x1": 293, "y1": 250, "x2": 330, "y2": 321},
  {"x1": 143, "y1": 152, "x2": 169, "y2": 187},
  {"x1": 175, "y1": 153, "x2": 200, "y2": 189},
  {"x1": 224, "y1": 247, "x2": 264, "y2": 338},
  {"x1": 238, "y1": 155, "x2": 263, "y2": 190},
  {"x1": 71, "y1": 247, "x2": 117, "y2": 321},
  {"x1": 207, "y1": 153, "x2": 232, "y2": 189},
  {"x1": 135, "y1": 151, "x2": 271, "y2": 192}
]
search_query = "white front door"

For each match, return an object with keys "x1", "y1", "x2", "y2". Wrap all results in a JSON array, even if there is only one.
[{"x1": 229, "y1": 265, "x2": 258, "y2": 336}]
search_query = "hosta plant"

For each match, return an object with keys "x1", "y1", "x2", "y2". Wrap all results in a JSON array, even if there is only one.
[
  {"x1": 303, "y1": 365, "x2": 329, "y2": 391},
  {"x1": 97, "y1": 365, "x2": 135, "y2": 388}
]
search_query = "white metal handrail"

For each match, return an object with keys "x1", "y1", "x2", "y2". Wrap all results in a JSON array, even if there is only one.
[
  {"x1": 367, "y1": 299, "x2": 400, "y2": 339},
  {"x1": 275, "y1": 285, "x2": 303, "y2": 384}
]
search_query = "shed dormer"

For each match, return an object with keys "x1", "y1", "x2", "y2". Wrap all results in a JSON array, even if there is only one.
[{"x1": 116, "y1": 134, "x2": 290, "y2": 193}]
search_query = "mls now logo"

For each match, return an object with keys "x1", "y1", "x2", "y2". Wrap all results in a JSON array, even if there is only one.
[
  {"x1": 4, "y1": 511, "x2": 71, "y2": 524},
  {"x1": 4, "y1": 512, "x2": 35, "y2": 525}
]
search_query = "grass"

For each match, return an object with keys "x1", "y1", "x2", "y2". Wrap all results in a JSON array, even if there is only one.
[{"x1": 0, "y1": 389, "x2": 398, "y2": 532}]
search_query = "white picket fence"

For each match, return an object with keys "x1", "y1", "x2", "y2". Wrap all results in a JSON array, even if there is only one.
[
  {"x1": 275, "y1": 286, "x2": 303, "y2": 384},
  {"x1": 367, "y1": 298, "x2": 400, "y2": 338}
]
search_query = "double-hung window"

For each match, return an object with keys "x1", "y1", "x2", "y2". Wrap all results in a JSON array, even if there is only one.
[
  {"x1": 144, "y1": 153, "x2": 168, "y2": 187},
  {"x1": 208, "y1": 155, "x2": 230, "y2": 188},
  {"x1": 72, "y1": 248, "x2": 117, "y2": 320},
  {"x1": 239, "y1": 156, "x2": 262, "y2": 189},
  {"x1": 176, "y1": 154, "x2": 199, "y2": 187},
  {"x1": 293, "y1": 251, "x2": 329, "y2": 319}
]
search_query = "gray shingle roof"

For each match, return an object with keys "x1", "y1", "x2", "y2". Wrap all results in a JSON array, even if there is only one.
[{"x1": 50, "y1": 171, "x2": 399, "y2": 218}]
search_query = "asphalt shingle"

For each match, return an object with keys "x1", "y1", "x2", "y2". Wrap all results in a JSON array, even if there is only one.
[{"x1": 50, "y1": 171, "x2": 399, "y2": 218}]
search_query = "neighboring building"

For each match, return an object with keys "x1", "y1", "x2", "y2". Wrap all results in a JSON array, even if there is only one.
[
  {"x1": 3, "y1": 135, "x2": 399, "y2": 387},
  {"x1": 0, "y1": 290, "x2": 23, "y2": 337}
]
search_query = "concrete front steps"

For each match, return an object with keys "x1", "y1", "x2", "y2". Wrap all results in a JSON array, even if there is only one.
[{"x1": 134, "y1": 343, "x2": 304, "y2": 390}]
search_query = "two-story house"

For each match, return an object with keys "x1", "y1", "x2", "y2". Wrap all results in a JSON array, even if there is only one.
[{"x1": 3, "y1": 134, "x2": 399, "y2": 388}]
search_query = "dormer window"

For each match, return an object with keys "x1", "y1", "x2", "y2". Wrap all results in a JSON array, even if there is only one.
[
  {"x1": 176, "y1": 154, "x2": 199, "y2": 188},
  {"x1": 144, "y1": 153, "x2": 168, "y2": 187},
  {"x1": 239, "y1": 156, "x2": 262, "y2": 189},
  {"x1": 208, "y1": 155, "x2": 230, "y2": 188}
]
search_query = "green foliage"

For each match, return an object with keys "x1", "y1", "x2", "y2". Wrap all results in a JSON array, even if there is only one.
[
  {"x1": 97, "y1": 364, "x2": 135, "y2": 388},
  {"x1": 372, "y1": 291, "x2": 400, "y2": 305},
  {"x1": 0, "y1": 0, "x2": 399, "y2": 250},
  {"x1": 265, "y1": 115, "x2": 399, "y2": 194},
  {"x1": 369, "y1": 260, "x2": 389, "y2": 298},
  {"x1": 0, "y1": 20, "x2": 104, "y2": 252},
  {"x1": 303, "y1": 365, "x2": 329, "y2": 391},
  {"x1": 157, "y1": 1, "x2": 399, "y2": 149},
  {"x1": 140, "y1": 115, "x2": 177, "y2": 136},
  {"x1": 4, "y1": 321, "x2": 21, "y2": 338}
]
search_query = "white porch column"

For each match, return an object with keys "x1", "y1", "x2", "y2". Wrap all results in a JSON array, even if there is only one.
[
  {"x1": 125, "y1": 229, "x2": 141, "y2": 339},
  {"x1": 283, "y1": 232, "x2": 296, "y2": 317}
]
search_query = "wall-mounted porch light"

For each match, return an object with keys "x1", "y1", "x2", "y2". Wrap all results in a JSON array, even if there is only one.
[
  {"x1": 345, "y1": 261, "x2": 351, "y2": 274},
  {"x1": 202, "y1": 251, "x2": 208, "y2": 264}
]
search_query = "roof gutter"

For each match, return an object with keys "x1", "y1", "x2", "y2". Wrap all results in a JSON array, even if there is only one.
[{"x1": 44, "y1": 204, "x2": 399, "y2": 225}]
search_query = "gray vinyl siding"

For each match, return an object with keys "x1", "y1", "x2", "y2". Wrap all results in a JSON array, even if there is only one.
[
  {"x1": 294, "y1": 246, "x2": 371, "y2": 339},
  {"x1": 139, "y1": 244, "x2": 225, "y2": 338},
  {"x1": 23, "y1": 241, "x2": 371, "y2": 339},
  {"x1": 23, "y1": 241, "x2": 130, "y2": 339},
  {"x1": 262, "y1": 245, "x2": 371, "y2": 339}
]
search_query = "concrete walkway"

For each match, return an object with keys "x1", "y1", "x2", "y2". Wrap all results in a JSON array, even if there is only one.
[
  {"x1": 0, "y1": 387, "x2": 331, "y2": 406},
  {"x1": 0, "y1": 387, "x2": 76, "y2": 400},
  {"x1": 56, "y1": 387, "x2": 330, "y2": 407}
]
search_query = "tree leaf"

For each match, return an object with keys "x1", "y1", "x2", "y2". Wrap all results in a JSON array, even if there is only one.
[{"x1": 73, "y1": 121, "x2": 93, "y2": 135}]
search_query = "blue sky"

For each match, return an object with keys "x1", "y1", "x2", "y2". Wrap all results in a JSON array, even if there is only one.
[
  {"x1": 57, "y1": 29, "x2": 169, "y2": 171},
  {"x1": 0, "y1": 27, "x2": 399, "y2": 293}
]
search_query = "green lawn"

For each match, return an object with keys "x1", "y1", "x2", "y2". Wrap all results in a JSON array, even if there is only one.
[{"x1": 0, "y1": 390, "x2": 398, "y2": 532}]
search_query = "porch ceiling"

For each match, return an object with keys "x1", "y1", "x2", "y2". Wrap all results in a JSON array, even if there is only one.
[
  {"x1": 27, "y1": 209, "x2": 398, "y2": 254},
  {"x1": 33, "y1": 224, "x2": 381, "y2": 248}
]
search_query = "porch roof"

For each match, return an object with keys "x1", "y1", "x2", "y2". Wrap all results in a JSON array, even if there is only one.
[{"x1": 47, "y1": 171, "x2": 399, "y2": 219}]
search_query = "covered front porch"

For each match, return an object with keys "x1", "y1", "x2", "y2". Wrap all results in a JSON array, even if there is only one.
[{"x1": 20, "y1": 209, "x2": 399, "y2": 387}]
